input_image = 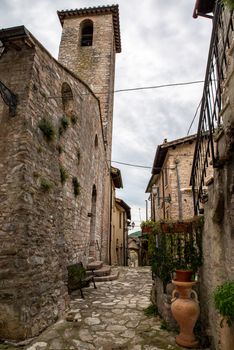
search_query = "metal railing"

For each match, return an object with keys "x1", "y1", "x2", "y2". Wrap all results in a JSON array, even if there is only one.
[{"x1": 190, "y1": 4, "x2": 234, "y2": 214}]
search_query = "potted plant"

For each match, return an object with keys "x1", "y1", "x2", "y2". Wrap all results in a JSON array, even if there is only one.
[
  {"x1": 174, "y1": 241, "x2": 202, "y2": 282},
  {"x1": 140, "y1": 220, "x2": 160, "y2": 235},
  {"x1": 213, "y1": 281, "x2": 234, "y2": 350},
  {"x1": 213, "y1": 281, "x2": 234, "y2": 327}
]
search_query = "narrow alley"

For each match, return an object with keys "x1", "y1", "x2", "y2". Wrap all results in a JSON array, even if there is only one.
[{"x1": 22, "y1": 267, "x2": 184, "y2": 350}]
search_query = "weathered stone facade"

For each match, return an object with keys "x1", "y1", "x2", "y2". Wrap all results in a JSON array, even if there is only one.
[
  {"x1": 199, "y1": 23, "x2": 234, "y2": 350},
  {"x1": 146, "y1": 135, "x2": 209, "y2": 221},
  {"x1": 0, "y1": 4, "x2": 120, "y2": 341}
]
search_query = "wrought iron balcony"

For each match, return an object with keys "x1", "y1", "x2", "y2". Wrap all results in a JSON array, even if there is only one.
[{"x1": 190, "y1": 3, "x2": 234, "y2": 214}]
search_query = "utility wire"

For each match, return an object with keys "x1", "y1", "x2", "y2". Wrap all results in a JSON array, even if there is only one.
[
  {"x1": 187, "y1": 98, "x2": 202, "y2": 135},
  {"x1": 113, "y1": 80, "x2": 204, "y2": 94},
  {"x1": 111, "y1": 160, "x2": 151, "y2": 169},
  {"x1": 47, "y1": 80, "x2": 205, "y2": 99}
]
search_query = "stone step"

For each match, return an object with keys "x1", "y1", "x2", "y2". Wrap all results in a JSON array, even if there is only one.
[
  {"x1": 93, "y1": 265, "x2": 111, "y2": 277},
  {"x1": 88, "y1": 257, "x2": 95, "y2": 264},
  {"x1": 86, "y1": 260, "x2": 103, "y2": 271},
  {"x1": 94, "y1": 271, "x2": 119, "y2": 282}
]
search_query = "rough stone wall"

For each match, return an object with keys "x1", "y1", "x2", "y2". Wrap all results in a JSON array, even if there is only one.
[
  {"x1": 58, "y1": 13, "x2": 116, "y2": 160},
  {"x1": 58, "y1": 13, "x2": 116, "y2": 259},
  {"x1": 0, "y1": 30, "x2": 107, "y2": 340},
  {"x1": 200, "y1": 33, "x2": 234, "y2": 349},
  {"x1": 154, "y1": 142, "x2": 196, "y2": 221}
]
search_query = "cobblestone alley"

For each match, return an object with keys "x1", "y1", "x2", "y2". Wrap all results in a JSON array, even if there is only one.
[{"x1": 4, "y1": 267, "x2": 196, "y2": 350}]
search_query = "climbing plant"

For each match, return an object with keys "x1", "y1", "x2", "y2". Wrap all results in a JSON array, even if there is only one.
[{"x1": 149, "y1": 218, "x2": 203, "y2": 287}]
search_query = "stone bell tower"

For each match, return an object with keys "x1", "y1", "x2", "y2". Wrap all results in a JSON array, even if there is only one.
[{"x1": 58, "y1": 5, "x2": 121, "y2": 158}]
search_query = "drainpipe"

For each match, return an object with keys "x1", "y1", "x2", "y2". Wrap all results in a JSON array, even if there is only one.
[
  {"x1": 109, "y1": 178, "x2": 112, "y2": 265},
  {"x1": 123, "y1": 212, "x2": 126, "y2": 266},
  {"x1": 162, "y1": 171, "x2": 166, "y2": 219},
  {"x1": 175, "y1": 160, "x2": 183, "y2": 220}
]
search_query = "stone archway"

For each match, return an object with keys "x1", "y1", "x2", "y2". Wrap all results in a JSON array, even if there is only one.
[{"x1": 89, "y1": 185, "x2": 97, "y2": 258}]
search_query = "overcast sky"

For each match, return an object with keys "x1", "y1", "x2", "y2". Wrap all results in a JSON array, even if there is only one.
[{"x1": 0, "y1": 0, "x2": 212, "y2": 230}]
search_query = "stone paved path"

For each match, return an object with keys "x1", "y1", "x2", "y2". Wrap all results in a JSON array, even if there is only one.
[{"x1": 3, "y1": 267, "x2": 193, "y2": 350}]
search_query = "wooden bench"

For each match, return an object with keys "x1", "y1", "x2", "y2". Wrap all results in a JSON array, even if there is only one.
[{"x1": 67, "y1": 262, "x2": 97, "y2": 298}]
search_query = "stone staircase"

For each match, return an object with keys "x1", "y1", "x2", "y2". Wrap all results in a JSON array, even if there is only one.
[{"x1": 86, "y1": 257, "x2": 119, "y2": 282}]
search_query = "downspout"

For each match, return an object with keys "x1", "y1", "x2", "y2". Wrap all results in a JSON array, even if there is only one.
[
  {"x1": 162, "y1": 171, "x2": 166, "y2": 219},
  {"x1": 123, "y1": 212, "x2": 126, "y2": 266},
  {"x1": 109, "y1": 178, "x2": 112, "y2": 265},
  {"x1": 175, "y1": 160, "x2": 183, "y2": 220}
]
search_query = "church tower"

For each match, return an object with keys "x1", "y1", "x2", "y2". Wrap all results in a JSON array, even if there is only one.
[{"x1": 58, "y1": 5, "x2": 121, "y2": 158}]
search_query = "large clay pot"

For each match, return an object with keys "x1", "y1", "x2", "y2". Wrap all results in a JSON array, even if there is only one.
[{"x1": 171, "y1": 280, "x2": 200, "y2": 348}]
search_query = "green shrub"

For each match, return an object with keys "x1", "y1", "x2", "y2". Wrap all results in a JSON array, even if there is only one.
[
  {"x1": 213, "y1": 280, "x2": 234, "y2": 327},
  {"x1": 160, "y1": 320, "x2": 170, "y2": 331},
  {"x1": 61, "y1": 116, "x2": 69, "y2": 130},
  {"x1": 60, "y1": 165, "x2": 69, "y2": 185},
  {"x1": 40, "y1": 178, "x2": 53, "y2": 192},
  {"x1": 219, "y1": 0, "x2": 234, "y2": 10},
  {"x1": 71, "y1": 115, "x2": 77, "y2": 125},
  {"x1": 144, "y1": 304, "x2": 158, "y2": 317},
  {"x1": 38, "y1": 118, "x2": 56, "y2": 141},
  {"x1": 72, "y1": 177, "x2": 80, "y2": 196}
]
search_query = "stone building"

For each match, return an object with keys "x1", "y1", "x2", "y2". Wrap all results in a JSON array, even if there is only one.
[
  {"x1": 145, "y1": 134, "x2": 201, "y2": 221},
  {"x1": 0, "y1": 4, "x2": 121, "y2": 341},
  {"x1": 110, "y1": 167, "x2": 131, "y2": 266},
  {"x1": 112, "y1": 198, "x2": 131, "y2": 266},
  {"x1": 192, "y1": 1, "x2": 234, "y2": 348}
]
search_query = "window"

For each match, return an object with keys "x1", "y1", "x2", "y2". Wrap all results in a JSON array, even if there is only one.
[
  {"x1": 80, "y1": 20, "x2": 93, "y2": 47},
  {"x1": 119, "y1": 212, "x2": 122, "y2": 229},
  {"x1": 61, "y1": 83, "x2": 74, "y2": 117},
  {"x1": 164, "y1": 167, "x2": 168, "y2": 187},
  {"x1": 157, "y1": 187, "x2": 160, "y2": 207},
  {"x1": 95, "y1": 134, "x2": 98, "y2": 148}
]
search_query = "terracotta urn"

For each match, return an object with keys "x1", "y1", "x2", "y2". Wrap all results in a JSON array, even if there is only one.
[{"x1": 171, "y1": 280, "x2": 200, "y2": 348}]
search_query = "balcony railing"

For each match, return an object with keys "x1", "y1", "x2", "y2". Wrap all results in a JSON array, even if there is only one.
[{"x1": 190, "y1": 4, "x2": 234, "y2": 214}]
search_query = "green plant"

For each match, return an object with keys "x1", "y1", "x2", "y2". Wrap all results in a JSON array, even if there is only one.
[
  {"x1": 72, "y1": 177, "x2": 80, "y2": 196},
  {"x1": 144, "y1": 304, "x2": 159, "y2": 317},
  {"x1": 140, "y1": 220, "x2": 161, "y2": 234},
  {"x1": 59, "y1": 116, "x2": 69, "y2": 137},
  {"x1": 213, "y1": 280, "x2": 234, "y2": 327},
  {"x1": 38, "y1": 118, "x2": 56, "y2": 141},
  {"x1": 40, "y1": 178, "x2": 53, "y2": 192},
  {"x1": 57, "y1": 144, "x2": 64, "y2": 155},
  {"x1": 61, "y1": 116, "x2": 69, "y2": 129},
  {"x1": 160, "y1": 320, "x2": 171, "y2": 331},
  {"x1": 71, "y1": 115, "x2": 77, "y2": 125},
  {"x1": 219, "y1": 0, "x2": 234, "y2": 10},
  {"x1": 60, "y1": 165, "x2": 69, "y2": 185},
  {"x1": 149, "y1": 219, "x2": 203, "y2": 286}
]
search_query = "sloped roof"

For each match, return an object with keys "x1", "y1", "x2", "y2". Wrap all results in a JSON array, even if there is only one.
[
  {"x1": 115, "y1": 198, "x2": 131, "y2": 220},
  {"x1": 57, "y1": 5, "x2": 121, "y2": 53}
]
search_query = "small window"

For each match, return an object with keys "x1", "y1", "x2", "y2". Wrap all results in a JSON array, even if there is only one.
[
  {"x1": 61, "y1": 83, "x2": 74, "y2": 117},
  {"x1": 157, "y1": 187, "x2": 160, "y2": 207},
  {"x1": 164, "y1": 168, "x2": 168, "y2": 187},
  {"x1": 119, "y1": 212, "x2": 122, "y2": 229},
  {"x1": 95, "y1": 134, "x2": 98, "y2": 148},
  {"x1": 81, "y1": 20, "x2": 93, "y2": 47}
]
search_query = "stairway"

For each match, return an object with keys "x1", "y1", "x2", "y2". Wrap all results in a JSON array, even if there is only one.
[{"x1": 86, "y1": 257, "x2": 119, "y2": 282}]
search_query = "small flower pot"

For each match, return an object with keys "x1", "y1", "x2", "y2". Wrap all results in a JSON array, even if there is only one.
[{"x1": 175, "y1": 270, "x2": 194, "y2": 282}]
